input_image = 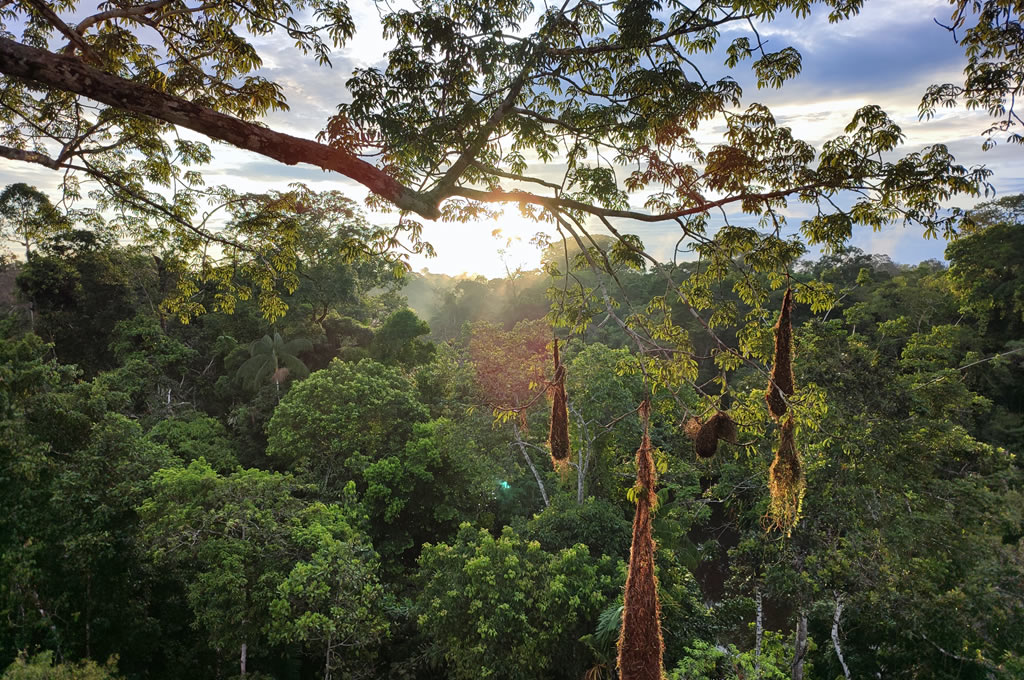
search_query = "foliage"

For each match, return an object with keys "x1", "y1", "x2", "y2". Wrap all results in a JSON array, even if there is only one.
[
  {"x1": 0, "y1": 184, "x2": 67, "y2": 260},
  {"x1": 369, "y1": 308, "x2": 434, "y2": 368},
  {"x1": 417, "y1": 524, "x2": 619, "y2": 680},
  {"x1": 267, "y1": 359, "x2": 428, "y2": 490},
  {"x1": 922, "y1": 0, "x2": 1024, "y2": 146},
  {"x1": 236, "y1": 331, "x2": 313, "y2": 391},
  {"x1": 524, "y1": 495, "x2": 631, "y2": 559},
  {"x1": 668, "y1": 636, "x2": 791, "y2": 680},
  {"x1": 1, "y1": 188, "x2": 1024, "y2": 680},
  {"x1": 139, "y1": 461, "x2": 384, "y2": 676},
  {"x1": 467, "y1": 319, "x2": 551, "y2": 412},
  {"x1": 268, "y1": 512, "x2": 389, "y2": 680},
  {"x1": 145, "y1": 414, "x2": 239, "y2": 473},
  {"x1": 947, "y1": 201, "x2": 1024, "y2": 336},
  {"x1": 2, "y1": 652, "x2": 121, "y2": 680}
]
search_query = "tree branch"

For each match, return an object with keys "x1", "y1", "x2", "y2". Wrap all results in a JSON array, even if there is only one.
[
  {"x1": 22, "y1": 0, "x2": 100, "y2": 63},
  {"x1": 73, "y1": 0, "x2": 175, "y2": 35},
  {"x1": 0, "y1": 37, "x2": 440, "y2": 219},
  {"x1": 0, "y1": 144, "x2": 61, "y2": 169},
  {"x1": 451, "y1": 183, "x2": 820, "y2": 223}
]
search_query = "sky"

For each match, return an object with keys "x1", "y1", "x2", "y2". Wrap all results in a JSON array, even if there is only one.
[{"x1": 2, "y1": 0, "x2": 1022, "y2": 278}]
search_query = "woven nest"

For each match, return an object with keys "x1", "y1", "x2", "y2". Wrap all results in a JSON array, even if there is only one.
[
  {"x1": 765, "y1": 288, "x2": 795, "y2": 420},
  {"x1": 548, "y1": 341, "x2": 570, "y2": 470},
  {"x1": 768, "y1": 416, "x2": 805, "y2": 534},
  {"x1": 617, "y1": 400, "x2": 664, "y2": 680},
  {"x1": 685, "y1": 411, "x2": 738, "y2": 459}
]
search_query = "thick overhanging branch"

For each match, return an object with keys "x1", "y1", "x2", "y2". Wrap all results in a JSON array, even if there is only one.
[
  {"x1": 0, "y1": 37, "x2": 440, "y2": 219},
  {"x1": 0, "y1": 37, "x2": 826, "y2": 229},
  {"x1": 0, "y1": 144, "x2": 61, "y2": 169}
]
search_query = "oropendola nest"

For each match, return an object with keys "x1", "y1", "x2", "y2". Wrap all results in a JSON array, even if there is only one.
[
  {"x1": 765, "y1": 288, "x2": 795, "y2": 420},
  {"x1": 547, "y1": 341, "x2": 570, "y2": 472},
  {"x1": 768, "y1": 416, "x2": 805, "y2": 534},
  {"x1": 684, "y1": 411, "x2": 738, "y2": 459},
  {"x1": 617, "y1": 400, "x2": 664, "y2": 680}
]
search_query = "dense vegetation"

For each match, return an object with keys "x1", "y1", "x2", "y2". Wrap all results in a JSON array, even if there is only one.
[{"x1": 1, "y1": 187, "x2": 1022, "y2": 680}]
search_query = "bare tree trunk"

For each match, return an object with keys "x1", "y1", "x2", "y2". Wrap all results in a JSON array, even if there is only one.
[
  {"x1": 85, "y1": 573, "x2": 92, "y2": 659},
  {"x1": 755, "y1": 587, "x2": 764, "y2": 679},
  {"x1": 570, "y1": 404, "x2": 594, "y2": 504},
  {"x1": 31, "y1": 588, "x2": 62, "y2": 662},
  {"x1": 832, "y1": 592, "x2": 851, "y2": 680},
  {"x1": 240, "y1": 641, "x2": 247, "y2": 677},
  {"x1": 792, "y1": 611, "x2": 808, "y2": 680},
  {"x1": 513, "y1": 422, "x2": 549, "y2": 507},
  {"x1": 577, "y1": 447, "x2": 585, "y2": 503},
  {"x1": 324, "y1": 633, "x2": 332, "y2": 680}
]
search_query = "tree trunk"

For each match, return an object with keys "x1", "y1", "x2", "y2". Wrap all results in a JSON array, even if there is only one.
[
  {"x1": 755, "y1": 587, "x2": 764, "y2": 679},
  {"x1": 570, "y1": 404, "x2": 594, "y2": 504},
  {"x1": 240, "y1": 641, "x2": 247, "y2": 677},
  {"x1": 324, "y1": 633, "x2": 332, "y2": 680},
  {"x1": 832, "y1": 592, "x2": 851, "y2": 680},
  {"x1": 792, "y1": 611, "x2": 808, "y2": 680},
  {"x1": 513, "y1": 422, "x2": 549, "y2": 507},
  {"x1": 576, "y1": 447, "x2": 585, "y2": 504}
]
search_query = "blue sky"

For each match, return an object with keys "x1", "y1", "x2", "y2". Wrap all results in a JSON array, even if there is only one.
[{"x1": 2, "y1": 0, "x2": 1020, "y2": 277}]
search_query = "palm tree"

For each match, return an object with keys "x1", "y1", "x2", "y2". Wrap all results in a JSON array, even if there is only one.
[{"x1": 236, "y1": 332, "x2": 312, "y2": 393}]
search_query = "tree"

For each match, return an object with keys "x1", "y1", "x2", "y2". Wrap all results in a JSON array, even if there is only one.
[
  {"x1": 145, "y1": 414, "x2": 239, "y2": 473},
  {"x1": 0, "y1": 1, "x2": 990, "y2": 314},
  {"x1": 15, "y1": 232, "x2": 150, "y2": 373},
  {"x1": 922, "y1": 1, "x2": 1024, "y2": 147},
  {"x1": 946, "y1": 197, "x2": 1024, "y2": 337},
  {"x1": 268, "y1": 523, "x2": 389, "y2": 680},
  {"x1": 0, "y1": 184, "x2": 66, "y2": 261},
  {"x1": 368, "y1": 308, "x2": 434, "y2": 367},
  {"x1": 266, "y1": 359, "x2": 431, "y2": 558},
  {"x1": 236, "y1": 332, "x2": 312, "y2": 392},
  {"x1": 139, "y1": 461, "x2": 384, "y2": 678},
  {"x1": 416, "y1": 524, "x2": 620, "y2": 680}
]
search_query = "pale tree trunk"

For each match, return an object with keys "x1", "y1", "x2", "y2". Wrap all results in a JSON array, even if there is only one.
[
  {"x1": 755, "y1": 587, "x2": 764, "y2": 679},
  {"x1": 569, "y1": 404, "x2": 594, "y2": 504},
  {"x1": 324, "y1": 632, "x2": 332, "y2": 680},
  {"x1": 792, "y1": 611, "x2": 808, "y2": 680},
  {"x1": 577, "y1": 446, "x2": 585, "y2": 503},
  {"x1": 832, "y1": 592, "x2": 851, "y2": 680},
  {"x1": 31, "y1": 588, "x2": 62, "y2": 662},
  {"x1": 512, "y1": 422, "x2": 549, "y2": 507},
  {"x1": 240, "y1": 608, "x2": 248, "y2": 677}
]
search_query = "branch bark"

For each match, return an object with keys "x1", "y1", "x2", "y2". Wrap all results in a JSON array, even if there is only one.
[
  {"x1": 0, "y1": 38, "x2": 830, "y2": 227},
  {"x1": 0, "y1": 37, "x2": 439, "y2": 218}
]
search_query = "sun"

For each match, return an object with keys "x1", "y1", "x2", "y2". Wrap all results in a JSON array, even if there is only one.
[{"x1": 409, "y1": 208, "x2": 558, "y2": 278}]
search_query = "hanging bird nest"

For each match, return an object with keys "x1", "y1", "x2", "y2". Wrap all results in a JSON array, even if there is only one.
[
  {"x1": 684, "y1": 411, "x2": 738, "y2": 459},
  {"x1": 617, "y1": 400, "x2": 664, "y2": 680},
  {"x1": 768, "y1": 416, "x2": 805, "y2": 534},
  {"x1": 547, "y1": 340, "x2": 570, "y2": 471},
  {"x1": 765, "y1": 288, "x2": 795, "y2": 420}
]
